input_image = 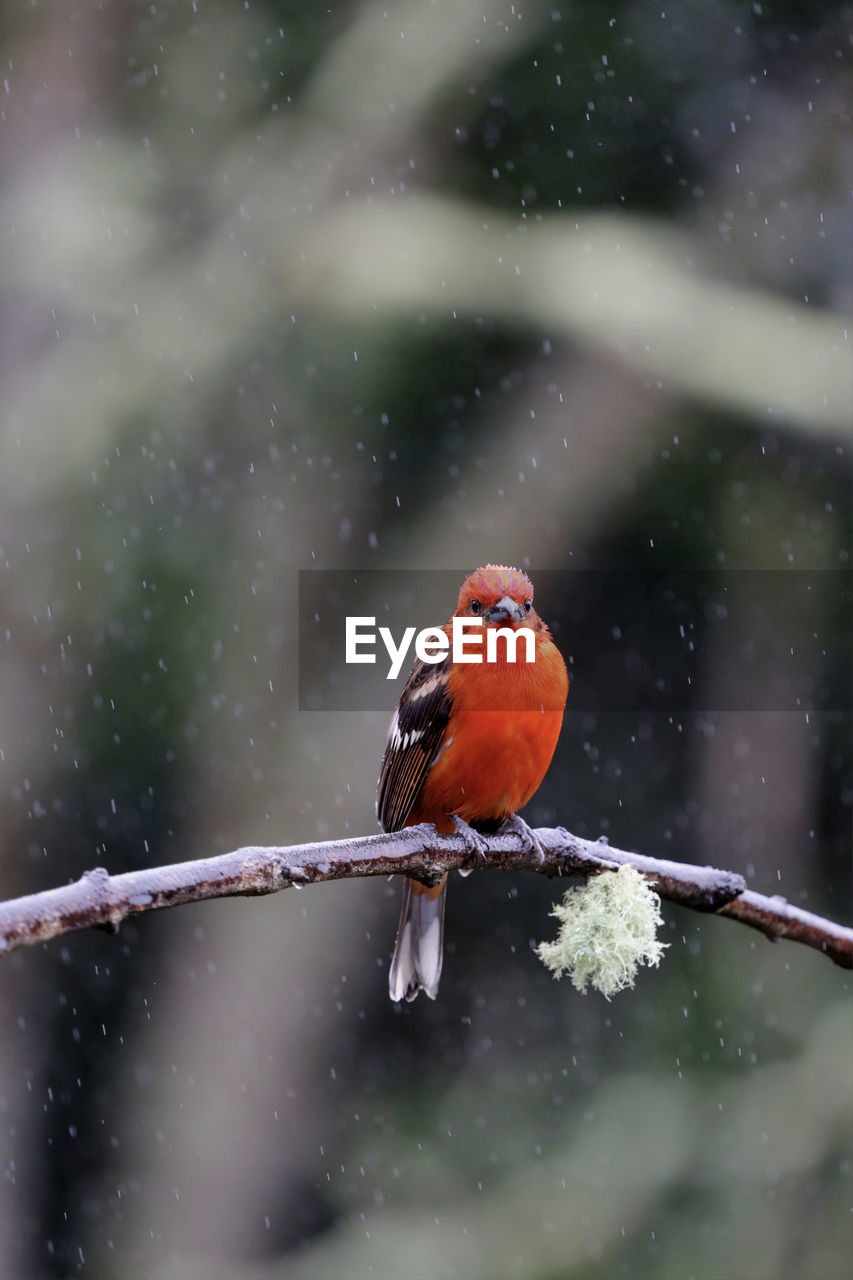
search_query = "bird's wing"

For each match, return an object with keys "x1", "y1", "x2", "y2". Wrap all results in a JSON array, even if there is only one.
[{"x1": 376, "y1": 656, "x2": 453, "y2": 833}]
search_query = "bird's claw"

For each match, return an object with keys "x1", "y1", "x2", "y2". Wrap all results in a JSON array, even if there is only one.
[
  {"x1": 452, "y1": 814, "x2": 490, "y2": 865},
  {"x1": 502, "y1": 814, "x2": 547, "y2": 866}
]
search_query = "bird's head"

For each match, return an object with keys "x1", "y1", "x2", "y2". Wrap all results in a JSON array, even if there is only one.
[{"x1": 455, "y1": 564, "x2": 538, "y2": 628}]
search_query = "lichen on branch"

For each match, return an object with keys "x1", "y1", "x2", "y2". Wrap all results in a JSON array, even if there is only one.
[{"x1": 536, "y1": 865, "x2": 669, "y2": 997}]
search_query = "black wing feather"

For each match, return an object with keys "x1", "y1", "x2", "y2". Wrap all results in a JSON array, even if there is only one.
[{"x1": 376, "y1": 656, "x2": 453, "y2": 833}]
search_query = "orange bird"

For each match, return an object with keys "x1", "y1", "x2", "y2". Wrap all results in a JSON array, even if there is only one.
[{"x1": 377, "y1": 565, "x2": 569, "y2": 1002}]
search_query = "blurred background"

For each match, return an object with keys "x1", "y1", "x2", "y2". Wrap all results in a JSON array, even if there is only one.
[{"x1": 0, "y1": 1, "x2": 850, "y2": 1277}]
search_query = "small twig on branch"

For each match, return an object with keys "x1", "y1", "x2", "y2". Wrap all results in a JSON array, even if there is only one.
[{"x1": 0, "y1": 826, "x2": 849, "y2": 968}]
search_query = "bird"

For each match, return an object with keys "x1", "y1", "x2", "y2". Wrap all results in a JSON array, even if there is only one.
[{"x1": 376, "y1": 564, "x2": 569, "y2": 1002}]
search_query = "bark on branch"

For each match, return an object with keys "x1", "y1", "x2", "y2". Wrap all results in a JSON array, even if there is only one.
[{"x1": 0, "y1": 825, "x2": 850, "y2": 968}]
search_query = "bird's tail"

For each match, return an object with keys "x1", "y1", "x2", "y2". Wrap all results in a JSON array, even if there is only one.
[{"x1": 388, "y1": 875, "x2": 447, "y2": 1002}]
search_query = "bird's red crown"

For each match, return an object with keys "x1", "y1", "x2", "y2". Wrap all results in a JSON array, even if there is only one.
[{"x1": 455, "y1": 565, "x2": 534, "y2": 617}]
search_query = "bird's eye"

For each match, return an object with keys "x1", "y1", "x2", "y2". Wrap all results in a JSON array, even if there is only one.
[
  {"x1": 524, "y1": 599, "x2": 532, "y2": 613},
  {"x1": 470, "y1": 599, "x2": 481, "y2": 615}
]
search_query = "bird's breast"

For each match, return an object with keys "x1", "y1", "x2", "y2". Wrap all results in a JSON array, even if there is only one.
[{"x1": 407, "y1": 638, "x2": 568, "y2": 830}]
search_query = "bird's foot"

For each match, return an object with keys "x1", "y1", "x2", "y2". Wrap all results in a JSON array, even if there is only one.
[
  {"x1": 452, "y1": 815, "x2": 490, "y2": 872},
  {"x1": 502, "y1": 813, "x2": 546, "y2": 866}
]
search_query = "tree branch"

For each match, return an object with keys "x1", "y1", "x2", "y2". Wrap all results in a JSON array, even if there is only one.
[{"x1": 0, "y1": 826, "x2": 849, "y2": 968}]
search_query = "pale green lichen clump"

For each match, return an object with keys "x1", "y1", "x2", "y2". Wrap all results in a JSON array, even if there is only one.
[{"x1": 536, "y1": 864, "x2": 668, "y2": 998}]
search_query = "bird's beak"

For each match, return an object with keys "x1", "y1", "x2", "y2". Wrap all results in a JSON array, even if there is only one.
[{"x1": 485, "y1": 595, "x2": 524, "y2": 624}]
